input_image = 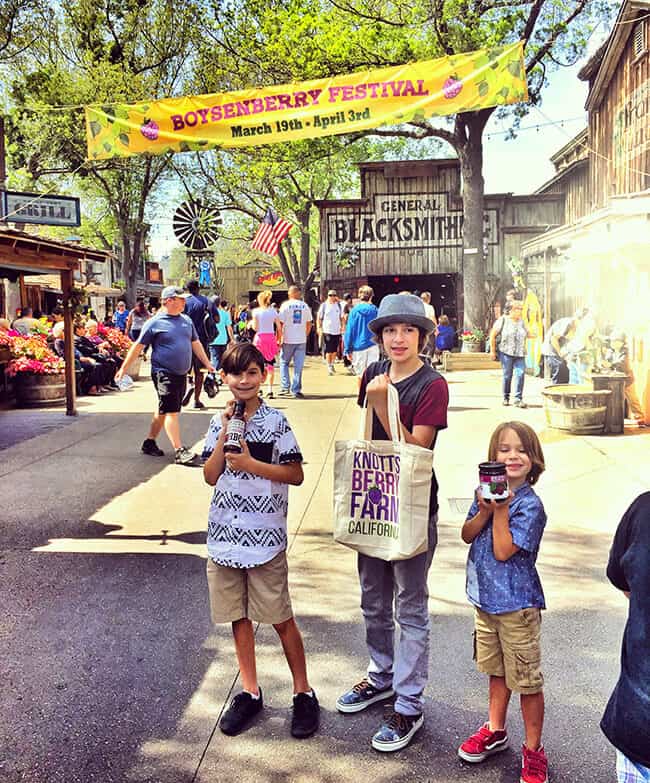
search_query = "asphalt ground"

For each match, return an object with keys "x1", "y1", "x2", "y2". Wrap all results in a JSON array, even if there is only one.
[{"x1": 1, "y1": 359, "x2": 647, "y2": 782}]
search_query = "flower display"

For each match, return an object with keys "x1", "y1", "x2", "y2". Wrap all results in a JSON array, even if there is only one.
[
  {"x1": 460, "y1": 327, "x2": 486, "y2": 343},
  {"x1": 3, "y1": 333, "x2": 65, "y2": 376},
  {"x1": 97, "y1": 324, "x2": 132, "y2": 358}
]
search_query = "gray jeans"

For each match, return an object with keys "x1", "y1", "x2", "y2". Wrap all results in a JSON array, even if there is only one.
[{"x1": 357, "y1": 516, "x2": 438, "y2": 716}]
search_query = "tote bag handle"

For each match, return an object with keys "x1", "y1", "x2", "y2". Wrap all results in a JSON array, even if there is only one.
[{"x1": 359, "y1": 381, "x2": 404, "y2": 443}]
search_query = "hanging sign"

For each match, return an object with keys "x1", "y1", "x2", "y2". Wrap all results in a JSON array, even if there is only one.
[
  {"x1": 1, "y1": 190, "x2": 81, "y2": 227},
  {"x1": 85, "y1": 42, "x2": 527, "y2": 160},
  {"x1": 255, "y1": 270, "x2": 285, "y2": 287}
]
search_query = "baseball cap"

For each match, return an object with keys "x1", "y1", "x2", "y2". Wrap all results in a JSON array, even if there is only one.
[
  {"x1": 161, "y1": 286, "x2": 187, "y2": 300},
  {"x1": 327, "y1": 289, "x2": 338, "y2": 296}
]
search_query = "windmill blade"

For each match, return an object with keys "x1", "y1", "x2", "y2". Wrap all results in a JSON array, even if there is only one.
[{"x1": 173, "y1": 200, "x2": 222, "y2": 250}]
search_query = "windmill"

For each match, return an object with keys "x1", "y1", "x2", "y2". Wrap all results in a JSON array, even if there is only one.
[
  {"x1": 172, "y1": 200, "x2": 221, "y2": 288},
  {"x1": 172, "y1": 200, "x2": 222, "y2": 250}
]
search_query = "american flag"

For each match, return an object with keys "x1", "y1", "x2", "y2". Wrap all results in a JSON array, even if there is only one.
[{"x1": 251, "y1": 208, "x2": 292, "y2": 256}]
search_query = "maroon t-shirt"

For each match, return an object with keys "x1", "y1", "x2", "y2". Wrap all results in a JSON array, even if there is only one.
[{"x1": 359, "y1": 359, "x2": 449, "y2": 515}]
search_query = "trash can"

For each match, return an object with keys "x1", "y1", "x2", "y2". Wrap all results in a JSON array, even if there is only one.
[{"x1": 592, "y1": 372, "x2": 627, "y2": 434}]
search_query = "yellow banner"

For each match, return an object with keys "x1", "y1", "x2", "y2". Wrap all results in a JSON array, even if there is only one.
[{"x1": 85, "y1": 42, "x2": 527, "y2": 160}]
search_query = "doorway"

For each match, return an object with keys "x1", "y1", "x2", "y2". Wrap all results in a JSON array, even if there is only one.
[{"x1": 367, "y1": 274, "x2": 458, "y2": 322}]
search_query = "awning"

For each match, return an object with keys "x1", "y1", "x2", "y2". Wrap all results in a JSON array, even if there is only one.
[
  {"x1": 521, "y1": 189, "x2": 650, "y2": 259},
  {"x1": 23, "y1": 274, "x2": 63, "y2": 293},
  {"x1": 23, "y1": 275, "x2": 123, "y2": 297}
]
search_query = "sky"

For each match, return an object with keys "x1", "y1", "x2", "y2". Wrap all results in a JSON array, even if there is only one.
[{"x1": 149, "y1": 42, "x2": 604, "y2": 262}]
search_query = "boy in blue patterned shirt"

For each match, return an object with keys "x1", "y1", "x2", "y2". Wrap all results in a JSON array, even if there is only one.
[
  {"x1": 202, "y1": 342, "x2": 319, "y2": 740},
  {"x1": 459, "y1": 421, "x2": 549, "y2": 783}
]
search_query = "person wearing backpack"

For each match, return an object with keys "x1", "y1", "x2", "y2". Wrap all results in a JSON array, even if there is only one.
[
  {"x1": 183, "y1": 280, "x2": 211, "y2": 409},
  {"x1": 317, "y1": 290, "x2": 344, "y2": 376}
]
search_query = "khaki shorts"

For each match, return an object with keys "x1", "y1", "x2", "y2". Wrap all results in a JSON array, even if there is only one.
[
  {"x1": 473, "y1": 606, "x2": 544, "y2": 694},
  {"x1": 206, "y1": 551, "x2": 293, "y2": 625}
]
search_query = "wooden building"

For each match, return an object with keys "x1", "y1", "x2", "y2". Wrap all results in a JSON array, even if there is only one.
[
  {"x1": 522, "y1": 0, "x2": 650, "y2": 421},
  {"x1": 219, "y1": 259, "x2": 289, "y2": 307},
  {"x1": 316, "y1": 159, "x2": 564, "y2": 325}
]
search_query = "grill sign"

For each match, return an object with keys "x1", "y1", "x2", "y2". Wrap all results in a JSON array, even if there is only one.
[
  {"x1": 1, "y1": 191, "x2": 81, "y2": 227},
  {"x1": 327, "y1": 193, "x2": 498, "y2": 250}
]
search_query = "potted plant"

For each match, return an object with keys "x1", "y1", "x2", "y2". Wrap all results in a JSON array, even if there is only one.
[
  {"x1": 5, "y1": 334, "x2": 66, "y2": 406},
  {"x1": 460, "y1": 327, "x2": 486, "y2": 353}
]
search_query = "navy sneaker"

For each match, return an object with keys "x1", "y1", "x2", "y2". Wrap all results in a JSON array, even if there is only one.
[
  {"x1": 219, "y1": 689, "x2": 263, "y2": 736},
  {"x1": 371, "y1": 708, "x2": 423, "y2": 752},
  {"x1": 291, "y1": 691, "x2": 320, "y2": 738},
  {"x1": 336, "y1": 678, "x2": 395, "y2": 714}
]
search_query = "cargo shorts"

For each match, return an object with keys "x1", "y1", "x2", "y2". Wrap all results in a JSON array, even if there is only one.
[
  {"x1": 473, "y1": 606, "x2": 544, "y2": 694},
  {"x1": 206, "y1": 551, "x2": 293, "y2": 625}
]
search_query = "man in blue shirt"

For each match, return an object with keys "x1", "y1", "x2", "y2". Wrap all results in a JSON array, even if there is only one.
[
  {"x1": 343, "y1": 285, "x2": 379, "y2": 387},
  {"x1": 115, "y1": 286, "x2": 215, "y2": 466},
  {"x1": 183, "y1": 280, "x2": 211, "y2": 409}
]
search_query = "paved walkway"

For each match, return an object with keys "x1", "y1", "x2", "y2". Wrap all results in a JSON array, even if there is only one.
[{"x1": 1, "y1": 359, "x2": 648, "y2": 782}]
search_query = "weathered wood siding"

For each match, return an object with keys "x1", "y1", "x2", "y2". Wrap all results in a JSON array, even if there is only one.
[
  {"x1": 319, "y1": 159, "x2": 564, "y2": 284},
  {"x1": 590, "y1": 27, "x2": 650, "y2": 207}
]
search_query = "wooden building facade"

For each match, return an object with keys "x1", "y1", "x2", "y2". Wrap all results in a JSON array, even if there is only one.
[
  {"x1": 522, "y1": 0, "x2": 650, "y2": 422},
  {"x1": 317, "y1": 158, "x2": 563, "y2": 325}
]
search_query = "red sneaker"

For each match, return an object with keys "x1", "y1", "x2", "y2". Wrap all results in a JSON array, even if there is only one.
[
  {"x1": 458, "y1": 722, "x2": 509, "y2": 763},
  {"x1": 520, "y1": 744, "x2": 548, "y2": 783}
]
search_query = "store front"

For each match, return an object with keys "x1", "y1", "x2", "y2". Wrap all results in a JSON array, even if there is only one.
[
  {"x1": 0, "y1": 228, "x2": 112, "y2": 414},
  {"x1": 317, "y1": 159, "x2": 564, "y2": 327},
  {"x1": 521, "y1": 0, "x2": 650, "y2": 422}
]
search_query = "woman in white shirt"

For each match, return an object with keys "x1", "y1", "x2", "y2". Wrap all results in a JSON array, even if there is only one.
[{"x1": 252, "y1": 290, "x2": 282, "y2": 398}]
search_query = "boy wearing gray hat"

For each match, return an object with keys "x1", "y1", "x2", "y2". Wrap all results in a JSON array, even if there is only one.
[{"x1": 336, "y1": 293, "x2": 449, "y2": 752}]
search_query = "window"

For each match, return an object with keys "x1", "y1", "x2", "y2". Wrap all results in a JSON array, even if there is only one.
[{"x1": 633, "y1": 19, "x2": 646, "y2": 58}]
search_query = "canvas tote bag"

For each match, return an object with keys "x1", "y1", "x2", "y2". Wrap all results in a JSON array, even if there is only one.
[{"x1": 333, "y1": 383, "x2": 434, "y2": 560}]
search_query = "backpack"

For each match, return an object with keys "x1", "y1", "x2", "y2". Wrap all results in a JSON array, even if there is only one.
[{"x1": 203, "y1": 307, "x2": 218, "y2": 342}]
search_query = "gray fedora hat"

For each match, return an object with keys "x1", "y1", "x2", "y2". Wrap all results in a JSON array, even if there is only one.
[{"x1": 368, "y1": 293, "x2": 436, "y2": 335}]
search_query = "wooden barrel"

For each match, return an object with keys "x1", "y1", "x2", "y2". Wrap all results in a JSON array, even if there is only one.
[
  {"x1": 14, "y1": 373, "x2": 66, "y2": 407},
  {"x1": 542, "y1": 384, "x2": 611, "y2": 435},
  {"x1": 592, "y1": 373, "x2": 626, "y2": 434}
]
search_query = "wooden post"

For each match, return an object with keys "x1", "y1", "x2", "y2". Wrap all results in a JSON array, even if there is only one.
[
  {"x1": 60, "y1": 267, "x2": 77, "y2": 416},
  {"x1": 543, "y1": 248, "x2": 552, "y2": 381}
]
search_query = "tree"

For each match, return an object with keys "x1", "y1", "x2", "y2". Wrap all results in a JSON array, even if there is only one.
[
  {"x1": 5, "y1": 0, "x2": 202, "y2": 305},
  {"x1": 197, "y1": 0, "x2": 614, "y2": 328}
]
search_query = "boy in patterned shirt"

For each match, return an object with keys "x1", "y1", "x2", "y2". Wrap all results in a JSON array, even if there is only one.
[{"x1": 202, "y1": 343, "x2": 319, "y2": 739}]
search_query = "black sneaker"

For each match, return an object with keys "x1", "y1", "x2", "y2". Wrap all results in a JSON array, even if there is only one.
[
  {"x1": 371, "y1": 708, "x2": 424, "y2": 752},
  {"x1": 141, "y1": 438, "x2": 164, "y2": 456},
  {"x1": 181, "y1": 387, "x2": 193, "y2": 407},
  {"x1": 193, "y1": 400, "x2": 206, "y2": 410},
  {"x1": 336, "y1": 678, "x2": 395, "y2": 713},
  {"x1": 292, "y1": 392, "x2": 305, "y2": 399},
  {"x1": 174, "y1": 446, "x2": 202, "y2": 467},
  {"x1": 291, "y1": 691, "x2": 320, "y2": 739},
  {"x1": 219, "y1": 690, "x2": 263, "y2": 736}
]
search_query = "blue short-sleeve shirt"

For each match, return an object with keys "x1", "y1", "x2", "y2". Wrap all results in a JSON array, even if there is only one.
[
  {"x1": 138, "y1": 312, "x2": 198, "y2": 376},
  {"x1": 465, "y1": 483, "x2": 547, "y2": 614}
]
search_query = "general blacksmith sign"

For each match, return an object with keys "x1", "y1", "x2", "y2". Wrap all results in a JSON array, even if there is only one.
[{"x1": 327, "y1": 192, "x2": 499, "y2": 251}]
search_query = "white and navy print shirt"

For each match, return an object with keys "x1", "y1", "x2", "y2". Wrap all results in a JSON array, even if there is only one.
[{"x1": 202, "y1": 402, "x2": 302, "y2": 568}]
